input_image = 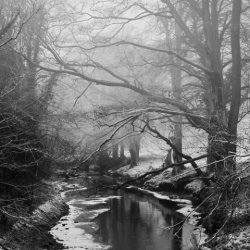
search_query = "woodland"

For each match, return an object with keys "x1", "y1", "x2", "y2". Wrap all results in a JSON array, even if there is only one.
[{"x1": 0, "y1": 0, "x2": 250, "y2": 249}]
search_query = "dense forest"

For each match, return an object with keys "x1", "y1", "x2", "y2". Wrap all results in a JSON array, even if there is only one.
[{"x1": 1, "y1": 0, "x2": 250, "y2": 249}]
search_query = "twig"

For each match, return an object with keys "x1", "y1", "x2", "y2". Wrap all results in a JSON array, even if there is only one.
[{"x1": 73, "y1": 82, "x2": 93, "y2": 107}]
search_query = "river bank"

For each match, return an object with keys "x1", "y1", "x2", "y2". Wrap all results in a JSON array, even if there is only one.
[
  {"x1": 0, "y1": 181, "x2": 68, "y2": 250},
  {"x1": 48, "y1": 173, "x2": 208, "y2": 250},
  {"x1": 107, "y1": 158, "x2": 250, "y2": 250},
  {"x1": 106, "y1": 161, "x2": 209, "y2": 250},
  {"x1": 46, "y1": 161, "x2": 250, "y2": 250},
  {"x1": 40, "y1": 160, "x2": 209, "y2": 250},
  {"x1": 2, "y1": 157, "x2": 249, "y2": 250}
]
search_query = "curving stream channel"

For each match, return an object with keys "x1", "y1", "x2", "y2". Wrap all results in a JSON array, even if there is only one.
[{"x1": 50, "y1": 173, "x2": 199, "y2": 250}]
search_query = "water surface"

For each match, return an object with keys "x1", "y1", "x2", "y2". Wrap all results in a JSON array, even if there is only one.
[
  {"x1": 51, "y1": 174, "x2": 196, "y2": 250},
  {"x1": 95, "y1": 191, "x2": 186, "y2": 250}
]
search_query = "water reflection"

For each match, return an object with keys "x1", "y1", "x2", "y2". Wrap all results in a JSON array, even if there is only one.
[
  {"x1": 52, "y1": 174, "x2": 196, "y2": 250},
  {"x1": 96, "y1": 192, "x2": 187, "y2": 250}
]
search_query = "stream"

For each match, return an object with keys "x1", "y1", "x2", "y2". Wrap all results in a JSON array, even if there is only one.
[{"x1": 50, "y1": 173, "x2": 199, "y2": 250}]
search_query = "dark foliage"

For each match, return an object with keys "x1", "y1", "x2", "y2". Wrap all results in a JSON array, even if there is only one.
[{"x1": 0, "y1": 48, "x2": 49, "y2": 226}]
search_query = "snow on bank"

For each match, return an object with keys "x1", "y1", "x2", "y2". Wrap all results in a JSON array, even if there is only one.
[
  {"x1": 67, "y1": 196, "x2": 121, "y2": 206},
  {"x1": 61, "y1": 187, "x2": 87, "y2": 199},
  {"x1": 177, "y1": 206, "x2": 210, "y2": 250},
  {"x1": 51, "y1": 204, "x2": 110, "y2": 250},
  {"x1": 51, "y1": 190, "x2": 121, "y2": 250},
  {"x1": 126, "y1": 185, "x2": 192, "y2": 205},
  {"x1": 114, "y1": 158, "x2": 164, "y2": 178},
  {"x1": 112, "y1": 156, "x2": 207, "y2": 191}
]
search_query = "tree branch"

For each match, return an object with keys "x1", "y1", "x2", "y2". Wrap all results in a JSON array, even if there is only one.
[
  {"x1": 145, "y1": 121, "x2": 208, "y2": 179},
  {"x1": 118, "y1": 153, "x2": 209, "y2": 188}
]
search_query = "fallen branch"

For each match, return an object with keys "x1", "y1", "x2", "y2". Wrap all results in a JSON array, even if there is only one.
[{"x1": 117, "y1": 153, "x2": 209, "y2": 188}]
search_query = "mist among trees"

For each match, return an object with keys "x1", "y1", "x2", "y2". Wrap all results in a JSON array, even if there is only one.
[{"x1": 1, "y1": 0, "x2": 250, "y2": 249}]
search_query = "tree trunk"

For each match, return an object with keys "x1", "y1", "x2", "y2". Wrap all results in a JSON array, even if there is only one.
[
  {"x1": 129, "y1": 135, "x2": 140, "y2": 167},
  {"x1": 207, "y1": 0, "x2": 242, "y2": 175},
  {"x1": 119, "y1": 142, "x2": 125, "y2": 159},
  {"x1": 171, "y1": 52, "x2": 182, "y2": 164},
  {"x1": 207, "y1": 130, "x2": 230, "y2": 174},
  {"x1": 228, "y1": 0, "x2": 242, "y2": 158},
  {"x1": 129, "y1": 148, "x2": 137, "y2": 168},
  {"x1": 134, "y1": 136, "x2": 140, "y2": 163},
  {"x1": 112, "y1": 143, "x2": 119, "y2": 160},
  {"x1": 170, "y1": 17, "x2": 183, "y2": 174}
]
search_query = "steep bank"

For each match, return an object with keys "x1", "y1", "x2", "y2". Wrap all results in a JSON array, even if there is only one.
[{"x1": 0, "y1": 182, "x2": 69, "y2": 250}]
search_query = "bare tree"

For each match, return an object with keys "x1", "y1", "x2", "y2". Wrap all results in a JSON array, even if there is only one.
[{"x1": 25, "y1": 0, "x2": 248, "y2": 182}]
